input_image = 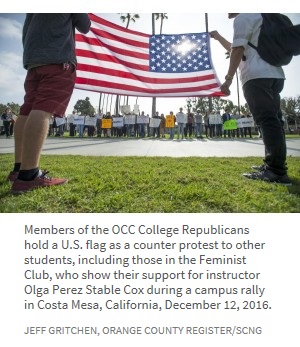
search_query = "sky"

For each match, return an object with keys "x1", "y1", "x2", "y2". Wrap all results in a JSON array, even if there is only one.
[{"x1": 0, "y1": 9, "x2": 299, "y2": 116}]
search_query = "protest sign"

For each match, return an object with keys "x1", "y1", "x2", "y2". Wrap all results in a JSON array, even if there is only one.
[
  {"x1": 150, "y1": 118, "x2": 161, "y2": 128},
  {"x1": 165, "y1": 115, "x2": 175, "y2": 128},
  {"x1": 136, "y1": 115, "x2": 149, "y2": 124},
  {"x1": 124, "y1": 115, "x2": 136, "y2": 125},
  {"x1": 73, "y1": 116, "x2": 85, "y2": 125},
  {"x1": 113, "y1": 117, "x2": 124, "y2": 128},
  {"x1": 84, "y1": 116, "x2": 97, "y2": 126},
  {"x1": 223, "y1": 119, "x2": 237, "y2": 130},
  {"x1": 102, "y1": 119, "x2": 112, "y2": 129}
]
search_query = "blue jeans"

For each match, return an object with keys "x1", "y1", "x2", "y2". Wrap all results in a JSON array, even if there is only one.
[
  {"x1": 77, "y1": 124, "x2": 84, "y2": 137},
  {"x1": 195, "y1": 123, "x2": 203, "y2": 137},
  {"x1": 168, "y1": 127, "x2": 175, "y2": 139},
  {"x1": 177, "y1": 123, "x2": 185, "y2": 138},
  {"x1": 138, "y1": 124, "x2": 145, "y2": 137}
]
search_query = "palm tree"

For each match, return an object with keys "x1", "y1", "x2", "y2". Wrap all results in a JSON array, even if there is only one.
[
  {"x1": 154, "y1": 13, "x2": 168, "y2": 34},
  {"x1": 115, "y1": 14, "x2": 140, "y2": 114},
  {"x1": 151, "y1": 13, "x2": 168, "y2": 116},
  {"x1": 120, "y1": 13, "x2": 140, "y2": 29}
]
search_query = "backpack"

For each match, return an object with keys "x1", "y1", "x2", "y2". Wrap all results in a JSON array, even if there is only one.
[{"x1": 248, "y1": 13, "x2": 300, "y2": 67}]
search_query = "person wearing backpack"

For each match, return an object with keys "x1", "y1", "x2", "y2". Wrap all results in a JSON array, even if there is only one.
[{"x1": 210, "y1": 13, "x2": 292, "y2": 185}]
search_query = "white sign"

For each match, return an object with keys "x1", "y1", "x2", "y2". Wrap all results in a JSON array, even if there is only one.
[
  {"x1": 73, "y1": 116, "x2": 85, "y2": 125},
  {"x1": 113, "y1": 117, "x2": 124, "y2": 127},
  {"x1": 150, "y1": 118, "x2": 161, "y2": 128},
  {"x1": 124, "y1": 115, "x2": 136, "y2": 125},
  {"x1": 84, "y1": 116, "x2": 97, "y2": 126},
  {"x1": 237, "y1": 118, "x2": 255, "y2": 128},
  {"x1": 55, "y1": 117, "x2": 66, "y2": 127},
  {"x1": 208, "y1": 113, "x2": 222, "y2": 124},
  {"x1": 121, "y1": 105, "x2": 131, "y2": 114},
  {"x1": 242, "y1": 117, "x2": 255, "y2": 127},
  {"x1": 136, "y1": 115, "x2": 149, "y2": 124},
  {"x1": 133, "y1": 104, "x2": 140, "y2": 114},
  {"x1": 67, "y1": 114, "x2": 74, "y2": 123}
]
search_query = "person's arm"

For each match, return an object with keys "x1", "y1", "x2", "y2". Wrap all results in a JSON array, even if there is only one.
[
  {"x1": 209, "y1": 30, "x2": 232, "y2": 52},
  {"x1": 72, "y1": 14, "x2": 91, "y2": 34},
  {"x1": 221, "y1": 46, "x2": 245, "y2": 96}
]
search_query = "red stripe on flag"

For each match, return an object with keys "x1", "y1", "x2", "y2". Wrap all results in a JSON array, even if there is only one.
[
  {"x1": 75, "y1": 76, "x2": 221, "y2": 95},
  {"x1": 76, "y1": 49, "x2": 149, "y2": 71},
  {"x1": 76, "y1": 34, "x2": 149, "y2": 61},
  {"x1": 77, "y1": 62, "x2": 218, "y2": 85}
]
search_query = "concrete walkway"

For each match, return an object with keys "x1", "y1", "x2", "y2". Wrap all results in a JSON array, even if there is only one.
[{"x1": 0, "y1": 136, "x2": 300, "y2": 157}]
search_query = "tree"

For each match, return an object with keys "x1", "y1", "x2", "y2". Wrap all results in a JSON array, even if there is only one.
[
  {"x1": 187, "y1": 97, "x2": 234, "y2": 114},
  {"x1": 73, "y1": 97, "x2": 95, "y2": 115},
  {"x1": 151, "y1": 13, "x2": 168, "y2": 116},
  {"x1": 0, "y1": 102, "x2": 20, "y2": 115},
  {"x1": 240, "y1": 104, "x2": 250, "y2": 115},
  {"x1": 281, "y1": 96, "x2": 300, "y2": 128},
  {"x1": 154, "y1": 13, "x2": 168, "y2": 34},
  {"x1": 117, "y1": 14, "x2": 141, "y2": 113},
  {"x1": 119, "y1": 13, "x2": 140, "y2": 29}
]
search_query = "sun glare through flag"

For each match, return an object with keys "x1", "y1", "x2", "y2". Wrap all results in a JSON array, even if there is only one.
[
  {"x1": 149, "y1": 33, "x2": 212, "y2": 73},
  {"x1": 75, "y1": 13, "x2": 225, "y2": 97}
]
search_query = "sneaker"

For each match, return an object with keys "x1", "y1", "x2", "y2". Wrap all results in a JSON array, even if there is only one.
[
  {"x1": 243, "y1": 169, "x2": 292, "y2": 186},
  {"x1": 11, "y1": 171, "x2": 68, "y2": 194},
  {"x1": 7, "y1": 171, "x2": 19, "y2": 183},
  {"x1": 251, "y1": 164, "x2": 266, "y2": 171}
]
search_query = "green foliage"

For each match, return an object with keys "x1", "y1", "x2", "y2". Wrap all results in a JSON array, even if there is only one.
[
  {"x1": 0, "y1": 102, "x2": 20, "y2": 115},
  {"x1": 73, "y1": 97, "x2": 95, "y2": 115},
  {"x1": 187, "y1": 97, "x2": 234, "y2": 113},
  {"x1": 119, "y1": 13, "x2": 140, "y2": 28},
  {"x1": 281, "y1": 96, "x2": 300, "y2": 125},
  {"x1": 154, "y1": 13, "x2": 168, "y2": 34},
  {"x1": 0, "y1": 154, "x2": 299, "y2": 213}
]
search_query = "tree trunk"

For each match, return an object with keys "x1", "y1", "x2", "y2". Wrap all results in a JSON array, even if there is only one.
[{"x1": 151, "y1": 13, "x2": 156, "y2": 116}]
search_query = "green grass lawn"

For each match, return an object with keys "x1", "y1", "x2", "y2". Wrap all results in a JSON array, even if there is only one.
[{"x1": 0, "y1": 154, "x2": 299, "y2": 213}]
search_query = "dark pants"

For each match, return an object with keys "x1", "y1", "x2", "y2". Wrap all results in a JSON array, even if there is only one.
[
  {"x1": 243, "y1": 78, "x2": 286, "y2": 175},
  {"x1": 69, "y1": 123, "x2": 76, "y2": 136},
  {"x1": 3, "y1": 121, "x2": 10, "y2": 137}
]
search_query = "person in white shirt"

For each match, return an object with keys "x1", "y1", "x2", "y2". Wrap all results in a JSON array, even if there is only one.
[
  {"x1": 176, "y1": 107, "x2": 187, "y2": 140},
  {"x1": 210, "y1": 13, "x2": 291, "y2": 185}
]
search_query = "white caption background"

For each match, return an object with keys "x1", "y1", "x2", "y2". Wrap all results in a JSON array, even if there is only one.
[{"x1": 1, "y1": 213, "x2": 298, "y2": 346}]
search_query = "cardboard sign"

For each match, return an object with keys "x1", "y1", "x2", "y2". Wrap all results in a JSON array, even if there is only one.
[
  {"x1": 102, "y1": 119, "x2": 112, "y2": 129},
  {"x1": 165, "y1": 115, "x2": 175, "y2": 128}
]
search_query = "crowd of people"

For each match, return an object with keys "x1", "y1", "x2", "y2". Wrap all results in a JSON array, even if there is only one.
[{"x1": 46, "y1": 107, "x2": 256, "y2": 140}]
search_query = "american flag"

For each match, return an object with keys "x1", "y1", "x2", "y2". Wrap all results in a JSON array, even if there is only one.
[{"x1": 75, "y1": 13, "x2": 224, "y2": 97}]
